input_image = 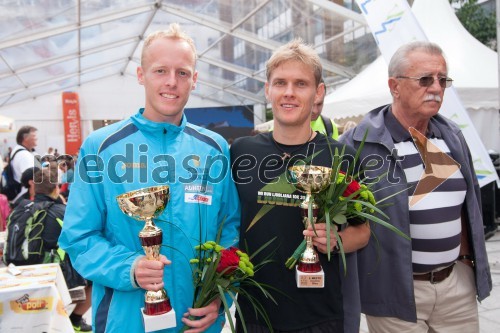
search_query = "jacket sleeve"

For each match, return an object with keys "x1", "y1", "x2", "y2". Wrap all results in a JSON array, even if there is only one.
[
  {"x1": 58, "y1": 139, "x2": 139, "y2": 291},
  {"x1": 217, "y1": 142, "x2": 241, "y2": 249},
  {"x1": 457, "y1": 131, "x2": 482, "y2": 208}
]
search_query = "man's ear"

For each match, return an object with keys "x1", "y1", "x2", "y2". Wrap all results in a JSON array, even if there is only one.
[
  {"x1": 314, "y1": 82, "x2": 325, "y2": 104},
  {"x1": 137, "y1": 66, "x2": 144, "y2": 85},
  {"x1": 192, "y1": 71, "x2": 198, "y2": 90},
  {"x1": 388, "y1": 77, "x2": 399, "y2": 98}
]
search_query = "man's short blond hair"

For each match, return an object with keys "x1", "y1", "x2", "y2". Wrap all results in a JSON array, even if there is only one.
[
  {"x1": 141, "y1": 23, "x2": 197, "y2": 67},
  {"x1": 266, "y1": 39, "x2": 323, "y2": 86}
]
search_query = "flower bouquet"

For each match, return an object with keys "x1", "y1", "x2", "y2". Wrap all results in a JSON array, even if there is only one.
[
  {"x1": 182, "y1": 225, "x2": 277, "y2": 333},
  {"x1": 285, "y1": 135, "x2": 410, "y2": 272}
]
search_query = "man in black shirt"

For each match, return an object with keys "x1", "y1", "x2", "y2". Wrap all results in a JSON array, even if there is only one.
[{"x1": 230, "y1": 39, "x2": 370, "y2": 333}]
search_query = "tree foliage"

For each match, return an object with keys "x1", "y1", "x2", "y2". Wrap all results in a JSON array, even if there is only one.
[{"x1": 450, "y1": 0, "x2": 497, "y2": 50}]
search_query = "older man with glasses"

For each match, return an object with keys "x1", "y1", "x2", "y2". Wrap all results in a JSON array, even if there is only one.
[{"x1": 340, "y1": 41, "x2": 492, "y2": 332}]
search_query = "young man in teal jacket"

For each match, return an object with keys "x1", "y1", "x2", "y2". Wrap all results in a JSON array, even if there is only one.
[{"x1": 59, "y1": 24, "x2": 240, "y2": 333}]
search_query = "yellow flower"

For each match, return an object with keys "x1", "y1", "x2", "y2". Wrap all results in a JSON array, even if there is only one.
[{"x1": 202, "y1": 242, "x2": 214, "y2": 250}]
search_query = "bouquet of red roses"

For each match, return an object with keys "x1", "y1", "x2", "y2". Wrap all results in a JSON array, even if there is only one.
[{"x1": 182, "y1": 234, "x2": 277, "y2": 333}]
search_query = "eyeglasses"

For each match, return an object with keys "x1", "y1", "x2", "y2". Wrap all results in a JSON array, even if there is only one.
[{"x1": 396, "y1": 75, "x2": 453, "y2": 88}]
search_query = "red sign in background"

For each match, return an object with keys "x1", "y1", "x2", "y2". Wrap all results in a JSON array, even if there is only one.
[{"x1": 61, "y1": 92, "x2": 82, "y2": 156}]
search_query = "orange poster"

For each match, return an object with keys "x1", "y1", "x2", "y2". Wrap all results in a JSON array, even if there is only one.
[{"x1": 62, "y1": 92, "x2": 82, "y2": 155}]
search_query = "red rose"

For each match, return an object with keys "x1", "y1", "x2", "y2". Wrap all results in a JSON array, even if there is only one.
[
  {"x1": 340, "y1": 172, "x2": 361, "y2": 198},
  {"x1": 216, "y1": 247, "x2": 240, "y2": 275}
]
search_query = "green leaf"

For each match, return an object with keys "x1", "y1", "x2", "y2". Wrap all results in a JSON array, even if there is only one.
[
  {"x1": 248, "y1": 237, "x2": 277, "y2": 261},
  {"x1": 246, "y1": 205, "x2": 274, "y2": 231},
  {"x1": 356, "y1": 211, "x2": 410, "y2": 240},
  {"x1": 285, "y1": 240, "x2": 306, "y2": 270},
  {"x1": 218, "y1": 285, "x2": 236, "y2": 333},
  {"x1": 333, "y1": 228, "x2": 346, "y2": 274},
  {"x1": 325, "y1": 207, "x2": 331, "y2": 261},
  {"x1": 332, "y1": 213, "x2": 347, "y2": 225}
]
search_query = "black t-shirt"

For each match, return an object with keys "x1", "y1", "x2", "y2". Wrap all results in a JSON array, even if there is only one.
[{"x1": 230, "y1": 132, "x2": 357, "y2": 331}]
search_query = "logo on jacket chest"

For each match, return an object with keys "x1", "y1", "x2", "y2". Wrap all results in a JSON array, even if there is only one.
[{"x1": 184, "y1": 184, "x2": 213, "y2": 205}]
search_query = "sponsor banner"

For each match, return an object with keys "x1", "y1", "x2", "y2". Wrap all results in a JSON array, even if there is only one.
[
  {"x1": 355, "y1": 0, "x2": 499, "y2": 187},
  {"x1": 10, "y1": 296, "x2": 53, "y2": 313},
  {"x1": 185, "y1": 193, "x2": 212, "y2": 205},
  {"x1": 62, "y1": 91, "x2": 83, "y2": 156}
]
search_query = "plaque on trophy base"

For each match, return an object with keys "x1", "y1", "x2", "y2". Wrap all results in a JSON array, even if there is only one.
[
  {"x1": 296, "y1": 266, "x2": 325, "y2": 288},
  {"x1": 141, "y1": 307, "x2": 177, "y2": 333}
]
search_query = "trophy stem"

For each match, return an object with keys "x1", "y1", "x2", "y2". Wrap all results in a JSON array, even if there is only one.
[
  {"x1": 297, "y1": 193, "x2": 322, "y2": 273},
  {"x1": 139, "y1": 218, "x2": 162, "y2": 260}
]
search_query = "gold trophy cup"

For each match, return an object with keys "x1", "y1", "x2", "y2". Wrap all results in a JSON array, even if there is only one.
[
  {"x1": 288, "y1": 165, "x2": 332, "y2": 288},
  {"x1": 116, "y1": 185, "x2": 176, "y2": 331}
]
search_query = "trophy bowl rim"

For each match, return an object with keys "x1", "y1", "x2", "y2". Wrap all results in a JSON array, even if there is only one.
[
  {"x1": 115, "y1": 185, "x2": 170, "y2": 221},
  {"x1": 287, "y1": 165, "x2": 332, "y2": 194},
  {"x1": 116, "y1": 185, "x2": 170, "y2": 201},
  {"x1": 288, "y1": 165, "x2": 332, "y2": 178}
]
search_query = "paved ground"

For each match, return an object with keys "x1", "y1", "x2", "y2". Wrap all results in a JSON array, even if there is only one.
[{"x1": 475, "y1": 230, "x2": 500, "y2": 332}]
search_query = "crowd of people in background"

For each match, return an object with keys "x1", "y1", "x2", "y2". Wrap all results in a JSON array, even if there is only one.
[{"x1": 0, "y1": 127, "x2": 90, "y2": 332}]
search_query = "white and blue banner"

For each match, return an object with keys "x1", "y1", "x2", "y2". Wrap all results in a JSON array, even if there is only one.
[{"x1": 355, "y1": 0, "x2": 499, "y2": 187}]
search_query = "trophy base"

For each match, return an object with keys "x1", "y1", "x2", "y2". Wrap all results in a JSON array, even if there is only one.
[
  {"x1": 141, "y1": 307, "x2": 177, "y2": 332},
  {"x1": 144, "y1": 297, "x2": 172, "y2": 315},
  {"x1": 296, "y1": 266, "x2": 324, "y2": 288}
]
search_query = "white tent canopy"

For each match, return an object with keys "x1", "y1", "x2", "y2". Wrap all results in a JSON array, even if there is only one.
[
  {"x1": 0, "y1": 0, "x2": 378, "y2": 156},
  {"x1": 324, "y1": 0, "x2": 500, "y2": 152}
]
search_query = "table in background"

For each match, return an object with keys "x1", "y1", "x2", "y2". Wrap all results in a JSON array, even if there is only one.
[{"x1": 0, "y1": 263, "x2": 73, "y2": 333}]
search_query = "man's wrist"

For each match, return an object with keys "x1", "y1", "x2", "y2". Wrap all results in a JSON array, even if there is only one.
[{"x1": 131, "y1": 256, "x2": 144, "y2": 288}]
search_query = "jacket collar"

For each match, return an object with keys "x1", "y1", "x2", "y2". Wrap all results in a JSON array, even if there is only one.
[
  {"x1": 353, "y1": 104, "x2": 451, "y2": 145},
  {"x1": 353, "y1": 104, "x2": 392, "y2": 145},
  {"x1": 131, "y1": 108, "x2": 187, "y2": 136}
]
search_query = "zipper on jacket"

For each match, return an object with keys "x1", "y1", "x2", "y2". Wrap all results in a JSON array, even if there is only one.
[{"x1": 161, "y1": 125, "x2": 174, "y2": 295}]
